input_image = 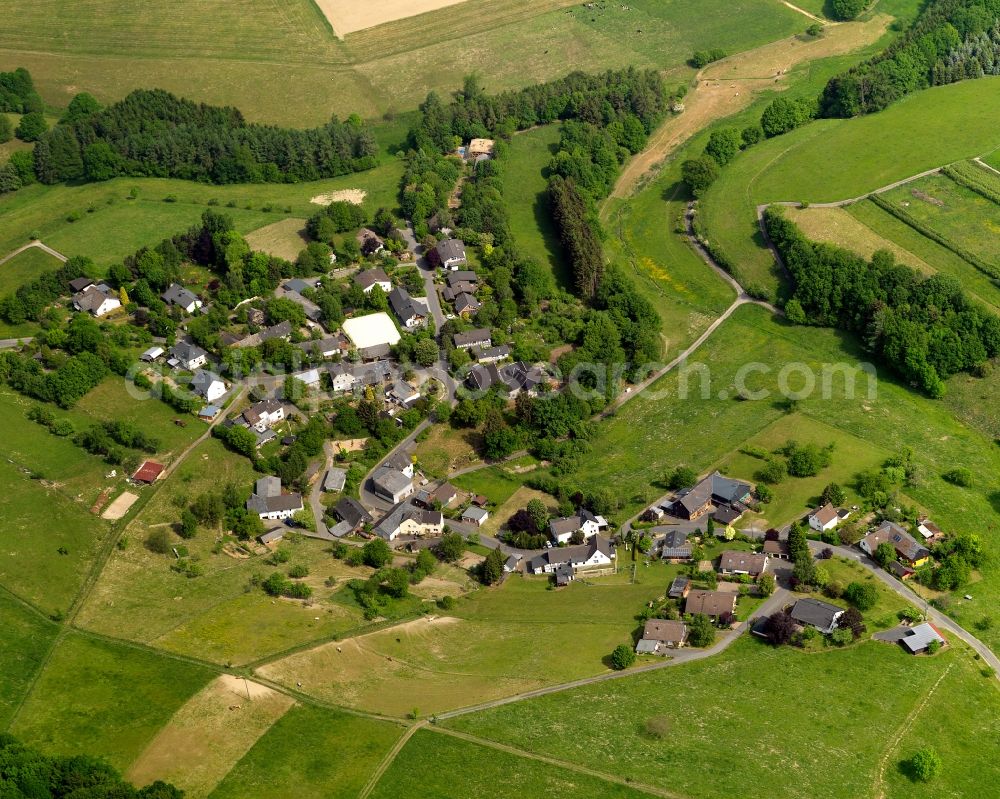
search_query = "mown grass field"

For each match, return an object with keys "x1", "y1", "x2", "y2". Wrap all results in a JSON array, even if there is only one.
[
  {"x1": 10, "y1": 631, "x2": 215, "y2": 770},
  {"x1": 370, "y1": 729, "x2": 656, "y2": 799},
  {"x1": 0, "y1": 245, "x2": 62, "y2": 295},
  {"x1": 878, "y1": 171, "x2": 1000, "y2": 273},
  {"x1": 0, "y1": 590, "x2": 58, "y2": 728},
  {"x1": 502, "y1": 125, "x2": 567, "y2": 287},
  {"x1": 209, "y1": 704, "x2": 403, "y2": 799},
  {"x1": 412, "y1": 423, "x2": 481, "y2": 479},
  {"x1": 700, "y1": 78, "x2": 1000, "y2": 295},
  {"x1": 0, "y1": 160, "x2": 405, "y2": 268},
  {"x1": 451, "y1": 465, "x2": 527, "y2": 506},
  {"x1": 445, "y1": 635, "x2": 997, "y2": 799},
  {"x1": 846, "y1": 197, "x2": 1000, "y2": 312},
  {"x1": 258, "y1": 561, "x2": 688, "y2": 717},
  {"x1": 0, "y1": 0, "x2": 804, "y2": 125}
]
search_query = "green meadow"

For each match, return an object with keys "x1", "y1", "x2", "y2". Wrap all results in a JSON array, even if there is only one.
[{"x1": 0, "y1": 590, "x2": 58, "y2": 728}]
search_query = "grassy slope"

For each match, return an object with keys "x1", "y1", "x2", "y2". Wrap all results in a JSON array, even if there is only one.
[
  {"x1": 10, "y1": 631, "x2": 215, "y2": 770},
  {"x1": 446, "y1": 636, "x2": 998, "y2": 799},
  {"x1": 0, "y1": 160, "x2": 405, "y2": 268},
  {"x1": 0, "y1": 245, "x2": 61, "y2": 295},
  {"x1": 0, "y1": 590, "x2": 58, "y2": 728},
  {"x1": 74, "y1": 437, "x2": 370, "y2": 666},
  {"x1": 700, "y1": 78, "x2": 1000, "y2": 295},
  {"x1": 209, "y1": 704, "x2": 402, "y2": 799},
  {"x1": 0, "y1": 0, "x2": 803, "y2": 125},
  {"x1": 371, "y1": 728, "x2": 654, "y2": 799},
  {"x1": 546, "y1": 305, "x2": 1000, "y2": 647}
]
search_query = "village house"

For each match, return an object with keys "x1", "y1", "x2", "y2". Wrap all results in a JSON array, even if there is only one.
[
  {"x1": 472, "y1": 344, "x2": 511, "y2": 364},
  {"x1": 370, "y1": 465, "x2": 414, "y2": 504},
  {"x1": 354, "y1": 268, "x2": 392, "y2": 294},
  {"x1": 325, "y1": 362, "x2": 358, "y2": 393},
  {"x1": 718, "y1": 550, "x2": 769, "y2": 578},
  {"x1": 447, "y1": 270, "x2": 478, "y2": 288},
  {"x1": 333, "y1": 496, "x2": 372, "y2": 531},
  {"x1": 388, "y1": 380, "x2": 420, "y2": 407},
  {"x1": 161, "y1": 283, "x2": 203, "y2": 313},
  {"x1": 414, "y1": 482, "x2": 457, "y2": 509},
  {"x1": 190, "y1": 370, "x2": 227, "y2": 403},
  {"x1": 658, "y1": 529, "x2": 693, "y2": 560},
  {"x1": 284, "y1": 277, "x2": 321, "y2": 294},
  {"x1": 762, "y1": 539, "x2": 790, "y2": 560},
  {"x1": 277, "y1": 285, "x2": 322, "y2": 322},
  {"x1": 465, "y1": 360, "x2": 546, "y2": 397},
  {"x1": 233, "y1": 320, "x2": 292, "y2": 349},
  {"x1": 453, "y1": 292, "x2": 482, "y2": 318},
  {"x1": 168, "y1": 341, "x2": 208, "y2": 371},
  {"x1": 670, "y1": 472, "x2": 753, "y2": 522},
  {"x1": 462, "y1": 505, "x2": 489, "y2": 526},
  {"x1": 527, "y1": 536, "x2": 616, "y2": 575},
  {"x1": 635, "y1": 619, "x2": 688, "y2": 654},
  {"x1": 246, "y1": 476, "x2": 303, "y2": 521},
  {"x1": 453, "y1": 328, "x2": 492, "y2": 350},
  {"x1": 789, "y1": 598, "x2": 845, "y2": 634},
  {"x1": 548, "y1": 510, "x2": 607, "y2": 545},
  {"x1": 860, "y1": 520, "x2": 931, "y2": 567},
  {"x1": 241, "y1": 399, "x2": 284, "y2": 432},
  {"x1": 807, "y1": 503, "x2": 841, "y2": 533},
  {"x1": 296, "y1": 334, "x2": 350, "y2": 361},
  {"x1": 357, "y1": 228, "x2": 385, "y2": 255},
  {"x1": 684, "y1": 589, "x2": 737, "y2": 620},
  {"x1": 668, "y1": 575, "x2": 691, "y2": 599},
  {"x1": 436, "y1": 238, "x2": 467, "y2": 269},
  {"x1": 373, "y1": 501, "x2": 443, "y2": 541},
  {"x1": 388, "y1": 286, "x2": 427, "y2": 329},
  {"x1": 72, "y1": 283, "x2": 121, "y2": 317}
]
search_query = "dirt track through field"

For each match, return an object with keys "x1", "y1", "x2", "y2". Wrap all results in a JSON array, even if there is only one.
[{"x1": 610, "y1": 15, "x2": 891, "y2": 200}]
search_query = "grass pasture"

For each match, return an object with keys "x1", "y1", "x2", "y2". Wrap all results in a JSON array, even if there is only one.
[
  {"x1": 0, "y1": 245, "x2": 62, "y2": 295},
  {"x1": 846, "y1": 197, "x2": 1000, "y2": 312},
  {"x1": 243, "y1": 218, "x2": 310, "y2": 262},
  {"x1": 10, "y1": 631, "x2": 215, "y2": 770},
  {"x1": 446, "y1": 637, "x2": 996, "y2": 799},
  {"x1": 0, "y1": 590, "x2": 58, "y2": 728},
  {"x1": 370, "y1": 729, "x2": 655, "y2": 799},
  {"x1": 700, "y1": 77, "x2": 1000, "y2": 296},
  {"x1": 0, "y1": 162, "x2": 404, "y2": 268},
  {"x1": 209, "y1": 704, "x2": 403, "y2": 799},
  {"x1": 412, "y1": 423, "x2": 482, "y2": 479},
  {"x1": 258, "y1": 565, "x2": 685, "y2": 717},
  {"x1": 126, "y1": 676, "x2": 294, "y2": 797},
  {"x1": 0, "y1": 0, "x2": 804, "y2": 126},
  {"x1": 877, "y1": 171, "x2": 1000, "y2": 277},
  {"x1": 451, "y1": 465, "x2": 526, "y2": 506}
]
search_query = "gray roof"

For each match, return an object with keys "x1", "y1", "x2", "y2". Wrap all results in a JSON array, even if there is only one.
[
  {"x1": 675, "y1": 471, "x2": 752, "y2": 517},
  {"x1": 668, "y1": 576, "x2": 690, "y2": 598},
  {"x1": 718, "y1": 550, "x2": 768, "y2": 574},
  {"x1": 162, "y1": 283, "x2": 201, "y2": 309},
  {"x1": 373, "y1": 501, "x2": 442, "y2": 540},
  {"x1": 371, "y1": 466, "x2": 412, "y2": 498},
  {"x1": 256, "y1": 476, "x2": 282, "y2": 498},
  {"x1": 296, "y1": 334, "x2": 348, "y2": 357},
  {"x1": 170, "y1": 340, "x2": 207, "y2": 363},
  {"x1": 462, "y1": 505, "x2": 489, "y2": 523},
  {"x1": 354, "y1": 268, "x2": 390, "y2": 290},
  {"x1": 73, "y1": 284, "x2": 116, "y2": 313},
  {"x1": 247, "y1": 493, "x2": 303, "y2": 515},
  {"x1": 190, "y1": 369, "x2": 224, "y2": 396},
  {"x1": 284, "y1": 278, "x2": 319, "y2": 294},
  {"x1": 259, "y1": 528, "x2": 285, "y2": 545},
  {"x1": 446, "y1": 270, "x2": 478, "y2": 287},
  {"x1": 327, "y1": 520, "x2": 352, "y2": 538},
  {"x1": 323, "y1": 468, "x2": 347, "y2": 493},
  {"x1": 453, "y1": 292, "x2": 481, "y2": 314},
  {"x1": 436, "y1": 238, "x2": 466, "y2": 262},
  {"x1": 789, "y1": 598, "x2": 844, "y2": 630},
  {"x1": 900, "y1": 622, "x2": 945, "y2": 653},
  {"x1": 866, "y1": 521, "x2": 931, "y2": 563},
  {"x1": 527, "y1": 536, "x2": 614, "y2": 572},
  {"x1": 69, "y1": 276, "x2": 95, "y2": 293},
  {"x1": 388, "y1": 287, "x2": 425, "y2": 323},
  {"x1": 550, "y1": 516, "x2": 582, "y2": 537},
  {"x1": 334, "y1": 497, "x2": 371, "y2": 528},
  {"x1": 454, "y1": 328, "x2": 491, "y2": 348},
  {"x1": 473, "y1": 344, "x2": 510, "y2": 362}
]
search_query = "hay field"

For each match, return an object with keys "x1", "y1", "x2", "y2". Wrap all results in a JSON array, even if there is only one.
[
  {"x1": 317, "y1": 0, "x2": 469, "y2": 38},
  {"x1": 244, "y1": 219, "x2": 309, "y2": 262}
]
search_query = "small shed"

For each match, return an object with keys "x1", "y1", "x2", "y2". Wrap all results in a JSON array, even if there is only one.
[
  {"x1": 259, "y1": 527, "x2": 285, "y2": 545},
  {"x1": 198, "y1": 405, "x2": 220, "y2": 421},
  {"x1": 140, "y1": 346, "x2": 165, "y2": 362},
  {"x1": 323, "y1": 468, "x2": 347, "y2": 493}
]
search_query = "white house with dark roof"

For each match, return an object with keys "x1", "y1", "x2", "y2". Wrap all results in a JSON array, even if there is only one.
[
  {"x1": 453, "y1": 328, "x2": 492, "y2": 350},
  {"x1": 162, "y1": 283, "x2": 203, "y2": 313},
  {"x1": 246, "y1": 475, "x2": 303, "y2": 521},
  {"x1": 527, "y1": 536, "x2": 615, "y2": 575},
  {"x1": 73, "y1": 283, "x2": 120, "y2": 317},
  {"x1": 436, "y1": 238, "x2": 467, "y2": 270},
  {"x1": 241, "y1": 399, "x2": 284, "y2": 432},
  {"x1": 168, "y1": 341, "x2": 208, "y2": 371},
  {"x1": 190, "y1": 370, "x2": 227, "y2": 403},
  {"x1": 789, "y1": 598, "x2": 845, "y2": 634},
  {"x1": 388, "y1": 287, "x2": 427, "y2": 329},
  {"x1": 353, "y1": 268, "x2": 392, "y2": 294}
]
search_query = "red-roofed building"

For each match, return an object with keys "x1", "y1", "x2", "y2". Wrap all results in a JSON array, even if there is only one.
[{"x1": 132, "y1": 460, "x2": 165, "y2": 484}]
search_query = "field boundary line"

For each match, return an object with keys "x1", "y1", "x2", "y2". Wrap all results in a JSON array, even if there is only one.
[
  {"x1": 5, "y1": 628, "x2": 68, "y2": 732},
  {"x1": 428, "y1": 726, "x2": 692, "y2": 799},
  {"x1": 872, "y1": 662, "x2": 954, "y2": 799},
  {"x1": 357, "y1": 721, "x2": 425, "y2": 799}
]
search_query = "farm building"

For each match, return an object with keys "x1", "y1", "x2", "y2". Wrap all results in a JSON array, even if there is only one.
[
  {"x1": 246, "y1": 476, "x2": 303, "y2": 521},
  {"x1": 899, "y1": 623, "x2": 946, "y2": 654}
]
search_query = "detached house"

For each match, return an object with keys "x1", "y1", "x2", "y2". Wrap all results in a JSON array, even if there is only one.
[
  {"x1": 684, "y1": 589, "x2": 736, "y2": 620},
  {"x1": 808, "y1": 503, "x2": 841, "y2": 533},
  {"x1": 789, "y1": 598, "x2": 845, "y2": 634},
  {"x1": 370, "y1": 466, "x2": 414, "y2": 504},
  {"x1": 168, "y1": 341, "x2": 208, "y2": 371},
  {"x1": 465, "y1": 361, "x2": 546, "y2": 398},
  {"x1": 548, "y1": 510, "x2": 606, "y2": 545},
  {"x1": 435, "y1": 238, "x2": 467, "y2": 270},
  {"x1": 659, "y1": 530, "x2": 693, "y2": 560},
  {"x1": 373, "y1": 502, "x2": 443, "y2": 541},
  {"x1": 162, "y1": 283, "x2": 203, "y2": 314},
  {"x1": 860, "y1": 520, "x2": 931, "y2": 567},
  {"x1": 190, "y1": 370, "x2": 227, "y2": 403},
  {"x1": 72, "y1": 283, "x2": 120, "y2": 317},
  {"x1": 333, "y1": 497, "x2": 372, "y2": 531},
  {"x1": 453, "y1": 328, "x2": 492, "y2": 350},
  {"x1": 718, "y1": 550, "x2": 768, "y2": 578},
  {"x1": 241, "y1": 399, "x2": 284, "y2": 432},
  {"x1": 354, "y1": 268, "x2": 392, "y2": 294},
  {"x1": 388, "y1": 287, "x2": 426, "y2": 329},
  {"x1": 527, "y1": 536, "x2": 616, "y2": 575},
  {"x1": 636, "y1": 620, "x2": 688, "y2": 654},
  {"x1": 246, "y1": 476, "x2": 303, "y2": 521}
]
